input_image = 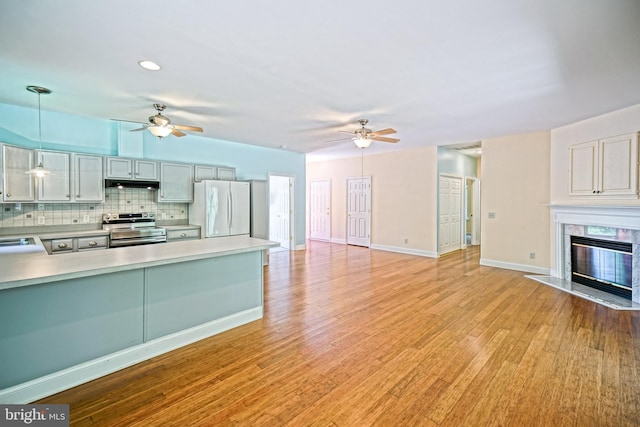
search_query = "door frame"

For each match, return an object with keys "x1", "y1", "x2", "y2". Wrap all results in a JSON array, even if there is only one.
[{"x1": 268, "y1": 173, "x2": 295, "y2": 250}]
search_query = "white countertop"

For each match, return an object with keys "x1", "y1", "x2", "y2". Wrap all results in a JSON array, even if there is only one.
[{"x1": 0, "y1": 235, "x2": 278, "y2": 291}]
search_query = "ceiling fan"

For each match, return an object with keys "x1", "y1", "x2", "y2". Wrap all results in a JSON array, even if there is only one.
[
  {"x1": 327, "y1": 119, "x2": 399, "y2": 148},
  {"x1": 128, "y1": 104, "x2": 204, "y2": 138}
]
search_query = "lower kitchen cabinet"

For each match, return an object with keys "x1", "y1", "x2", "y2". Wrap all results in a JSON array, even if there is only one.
[{"x1": 166, "y1": 226, "x2": 201, "y2": 241}]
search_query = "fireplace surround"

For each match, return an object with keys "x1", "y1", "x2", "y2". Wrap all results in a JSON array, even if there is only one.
[{"x1": 528, "y1": 205, "x2": 640, "y2": 310}]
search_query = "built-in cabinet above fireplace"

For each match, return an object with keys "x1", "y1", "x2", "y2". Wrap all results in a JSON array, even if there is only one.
[{"x1": 568, "y1": 132, "x2": 638, "y2": 198}]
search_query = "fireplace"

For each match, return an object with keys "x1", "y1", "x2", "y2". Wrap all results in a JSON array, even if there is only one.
[
  {"x1": 570, "y1": 235, "x2": 632, "y2": 300},
  {"x1": 526, "y1": 205, "x2": 640, "y2": 310}
]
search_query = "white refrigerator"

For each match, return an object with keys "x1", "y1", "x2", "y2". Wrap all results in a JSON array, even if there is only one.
[{"x1": 190, "y1": 180, "x2": 251, "y2": 238}]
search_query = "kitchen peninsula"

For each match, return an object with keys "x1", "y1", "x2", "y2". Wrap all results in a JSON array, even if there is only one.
[{"x1": 0, "y1": 235, "x2": 277, "y2": 404}]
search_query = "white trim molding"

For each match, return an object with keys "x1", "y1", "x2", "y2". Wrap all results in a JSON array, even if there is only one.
[
  {"x1": 480, "y1": 258, "x2": 550, "y2": 275},
  {"x1": 370, "y1": 244, "x2": 437, "y2": 258}
]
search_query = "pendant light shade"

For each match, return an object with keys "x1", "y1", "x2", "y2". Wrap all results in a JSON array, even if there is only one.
[
  {"x1": 25, "y1": 162, "x2": 52, "y2": 177},
  {"x1": 148, "y1": 125, "x2": 173, "y2": 138},
  {"x1": 25, "y1": 85, "x2": 52, "y2": 177},
  {"x1": 353, "y1": 137, "x2": 373, "y2": 148}
]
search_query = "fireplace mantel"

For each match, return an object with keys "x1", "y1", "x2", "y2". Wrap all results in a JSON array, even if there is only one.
[{"x1": 549, "y1": 204, "x2": 640, "y2": 230}]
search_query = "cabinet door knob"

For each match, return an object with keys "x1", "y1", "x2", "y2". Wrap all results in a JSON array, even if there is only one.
[
  {"x1": 593, "y1": 190, "x2": 596, "y2": 194},
  {"x1": 181, "y1": 233, "x2": 187, "y2": 237},
  {"x1": 58, "y1": 243, "x2": 68, "y2": 249},
  {"x1": 6, "y1": 193, "x2": 10, "y2": 198},
  {"x1": 89, "y1": 241, "x2": 97, "y2": 247}
]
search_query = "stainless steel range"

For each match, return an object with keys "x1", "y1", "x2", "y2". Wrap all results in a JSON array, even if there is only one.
[{"x1": 102, "y1": 212, "x2": 166, "y2": 247}]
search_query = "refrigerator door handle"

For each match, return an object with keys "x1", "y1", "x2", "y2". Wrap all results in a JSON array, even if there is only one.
[{"x1": 228, "y1": 191, "x2": 233, "y2": 230}]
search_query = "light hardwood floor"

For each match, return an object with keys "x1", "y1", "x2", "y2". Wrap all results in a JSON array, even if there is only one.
[{"x1": 40, "y1": 241, "x2": 640, "y2": 426}]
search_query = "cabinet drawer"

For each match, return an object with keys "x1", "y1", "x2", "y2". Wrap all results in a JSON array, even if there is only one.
[
  {"x1": 51, "y1": 238, "x2": 73, "y2": 253},
  {"x1": 77, "y1": 236, "x2": 108, "y2": 251},
  {"x1": 167, "y1": 228, "x2": 200, "y2": 241}
]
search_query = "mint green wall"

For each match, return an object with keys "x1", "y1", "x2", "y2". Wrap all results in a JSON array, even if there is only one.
[
  {"x1": 437, "y1": 146, "x2": 478, "y2": 177},
  {"x1": 0, "y1": 102, "x2": 306, "y2": 247}
]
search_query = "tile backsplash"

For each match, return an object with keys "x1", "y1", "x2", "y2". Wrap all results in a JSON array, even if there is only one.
[{"x1": 0, "y1": 188, "x2": 188, "y2": 229}]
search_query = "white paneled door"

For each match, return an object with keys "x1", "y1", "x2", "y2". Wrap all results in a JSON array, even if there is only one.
[
  {"x1": 439, "y1": 175, "x2": 463, "y2": 255},
  {"x1": 309, "y1": 179, "x2": 331, "y2": 241},
  {"x1": 347, "y1": 176, "x2": 371, "y2": 247}
]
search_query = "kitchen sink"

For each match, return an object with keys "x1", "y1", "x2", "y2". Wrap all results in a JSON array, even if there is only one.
[
  {"x1": 0, "y1": 237, "x2": 36, "y2": 247},
  {"x1": 0, "y1": 237, "x2": 45, "y2": 254}
]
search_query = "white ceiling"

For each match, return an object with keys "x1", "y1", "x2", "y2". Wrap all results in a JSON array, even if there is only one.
[{"x1": 1, "y1": 0, "x2": 639, "y2": 160}]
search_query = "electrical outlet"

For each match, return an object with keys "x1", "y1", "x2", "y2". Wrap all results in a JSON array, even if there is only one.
[
  {"x1": 37, "y1": 203, "x2": 45, "y2": 211},
  {"x1": 529, "y1": 252, "x2": 536, "y2": 259},
  {"x1": 404, "y1": 238, "x2": 409, "y2": 244},
  {"x1": 83, "y1": 215, "x2": 90, "y2": 223},
  {"x1": 488, "y1": 212, "x2": 496, "y2": 219},
  {"x1": 37, "y1": 216, "x2": 45, "y2": 225}
]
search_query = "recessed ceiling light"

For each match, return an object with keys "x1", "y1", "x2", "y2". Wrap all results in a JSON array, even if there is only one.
[{"x1": 138, "y1": 60, "x2": 161, "y2": 71}]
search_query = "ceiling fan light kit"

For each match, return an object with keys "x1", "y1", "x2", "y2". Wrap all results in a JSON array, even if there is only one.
[
  {"x1": 148, "y1": 125, "x2": 173, "y2": 138},
  {"x1": 327, "y1": 118, "x2": 400, "y2": 148},
  {"x1": 124, "y1": 103, "x2": 204, "y2": 139},
  {"x1": 353, "y1": 137, "x2": 373, "y2": 148},
  {"x1": 25, "y1": 85, "x2": 53, "y2": 177}
]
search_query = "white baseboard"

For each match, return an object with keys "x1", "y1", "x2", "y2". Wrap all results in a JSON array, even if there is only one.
[
  {"x1": 0, "y1": 307, "x2": 263, "y2": 404},
  {"x1": 331, "y1": 238, "x2": 347, "y2": 244},
  {"x1": 294, "y1": 243, "x2": 306, "y2": 250},
  {"x1": 480, "y1": 258, "x2": 550, "y2": 275},
  {"x1": 370, "y1": 244, "x2": 438, "y2": 258}
]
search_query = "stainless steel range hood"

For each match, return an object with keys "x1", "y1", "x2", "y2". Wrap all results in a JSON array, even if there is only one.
[{"x1": 105, "y1": 179, "x2": 160, "y2": 190}]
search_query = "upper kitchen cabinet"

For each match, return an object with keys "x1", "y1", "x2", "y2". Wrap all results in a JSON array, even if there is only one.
[
  {"x1": 105, "y1": 157, "x2": 158, "y2": 181},
  {"x1": 194, "y1": 164, "x2": 217, "y2": 181},
  {"x1": 569, "y1": 132, "x2": 638, "y2": 197},
  {"x1": 216, "y1": 166, "x2": 236, "y2": 180},
  {"x1": 2, "y1": 144, "x2": 36, "y2": 202},
  {"x1": 73, "y1": 154, "x2": 104, "y2": 202},
  {"x1": 37, "y1": 150, "x2": 71, "y2": 202},
  {"x1": 158, "y1": 162, "x2": 193, "y2": 202}
]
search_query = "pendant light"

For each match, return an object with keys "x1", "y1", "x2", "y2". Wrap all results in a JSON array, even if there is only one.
[
  {"x1": 353, "y1": 137, "x2": 373, "y2": 149},
  {"x1": 25, "y1": 85, "x2": 52, "y2": 177}
]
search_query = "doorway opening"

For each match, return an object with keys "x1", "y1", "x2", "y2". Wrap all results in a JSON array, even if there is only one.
[
  {"x1": 465, "y1": 177, "x2": 481, "y2": 247},
  {"x1": 269, "y1": 174, "x2": 294, "y2": 251}
]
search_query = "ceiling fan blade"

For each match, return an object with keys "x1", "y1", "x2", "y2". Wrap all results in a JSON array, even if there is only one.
[
  {"x1": 373, "y1": 136, "x2": 400, "y2": 143},
  {"x1": 130, "y1": 127, "x2": 147, "y2": 132},
  {"x1": 171, "y1": 129, "x2": 187, "y2": 137},
  {"x1": 338, "y1": 130, "x2": 355, "y2": 135},
  {"x1": 111, "y1": 118, "x2": 146, "y2": 125},
  {"x1": 325, "y1": 137, "x2": 353, "y2": 143},
  {"x1": 173, "y1": 124, "x2": 203, "y2": 132},
  {"x1": 372, "y1": 128, "x2": 396, "y2": 136}
]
